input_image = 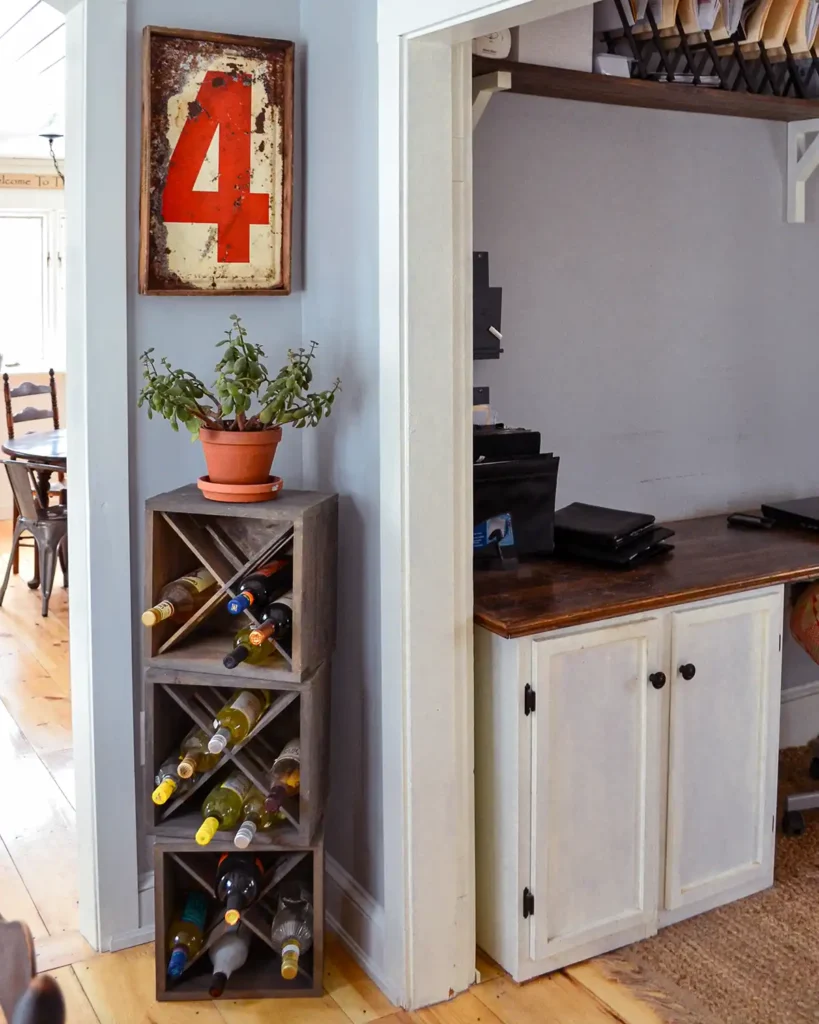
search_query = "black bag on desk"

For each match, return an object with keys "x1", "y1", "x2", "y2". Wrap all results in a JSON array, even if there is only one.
[{"x1": 474, "y1": 454, "x2": 560, "y2": 557}]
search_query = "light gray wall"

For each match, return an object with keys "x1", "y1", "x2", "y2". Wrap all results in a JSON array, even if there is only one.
[
  {"x1": 474, "y1": 94, "x2": 819, "y2": 522},
  {"x1": 126, "y1": 0, "x2": 304, "y2": 871},
  {"x1": 300, "y1": 0, "x2": 382, "y2": 903},
  {"x1": 474, "y1": 93, "x2": 819, "y2": 690}
]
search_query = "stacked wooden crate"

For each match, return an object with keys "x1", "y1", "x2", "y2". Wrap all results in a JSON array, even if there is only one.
[{"x1": 143, "y1": 484, "x2": 337, "y2": 1000}]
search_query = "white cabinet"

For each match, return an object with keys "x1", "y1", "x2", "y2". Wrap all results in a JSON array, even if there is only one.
[
  {"x1": 663, "y1": 593, "x2": 781, "y2": 923},
  {"x1": 475, "y1": 587, "x2": 783, "y2": 984},
  {"x1": 529, "y1": 619, "x2": 662, "y2": 966}
]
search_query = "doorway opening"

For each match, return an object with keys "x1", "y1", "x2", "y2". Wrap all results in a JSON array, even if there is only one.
[{"x1": 0, "y1": 0, "x2": 85, "y2": 971}]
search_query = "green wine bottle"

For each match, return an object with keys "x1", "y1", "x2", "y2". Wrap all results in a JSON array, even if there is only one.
[
  {"x1": 234, "y1": 788, "x2": 285, "y2": 848},
  {"x1": 207, "y1": 689, "x2": 271, "y2": 754},
  {"x1": 196, "y1": 772, "x2": 254, "y2": 846},
  {"x1": 167, "y1": 891, "x2": 208, "y2": 978},
  {"x1": 223, "y1": 628, "x2": 279, "y2": 671}
]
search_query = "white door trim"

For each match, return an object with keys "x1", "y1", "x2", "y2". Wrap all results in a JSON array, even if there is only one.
[{"x1": 64, "y1": 0, "x2": 141, "y2": 950}]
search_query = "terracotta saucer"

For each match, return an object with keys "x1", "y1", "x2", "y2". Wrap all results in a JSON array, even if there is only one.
[{"x1": 197, "y1": 475, "x2": 283, "y2": 503}]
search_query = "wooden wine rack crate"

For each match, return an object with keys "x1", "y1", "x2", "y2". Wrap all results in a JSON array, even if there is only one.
[
  {"x1": 145, "y1": 665, "x2": 329, "y2": 847},
  {"x1": 154, "y1": 837, "x2": 324, "y2": 1001},
  {"x1": 143, "y1": 485, "x2": 336, "y2": 1002},
  {"x1": 145, "y1": 485, "x2": 337, "y2": 683}
]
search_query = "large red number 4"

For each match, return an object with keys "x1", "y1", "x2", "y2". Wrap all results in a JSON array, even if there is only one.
[{"x1": 162, "y1": 71, "x2": 269, "y2": 264}]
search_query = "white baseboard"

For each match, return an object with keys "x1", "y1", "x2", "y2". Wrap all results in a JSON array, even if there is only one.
[
  {"x1": 106, "y1": 871, "x2": 155, "y2": 951},
  {"x1": 325, "y1": 855, "x2": 392, "y2": 1000},
  {"x1": 781, "y1": 681, "x2": 819, "y2": 748}
]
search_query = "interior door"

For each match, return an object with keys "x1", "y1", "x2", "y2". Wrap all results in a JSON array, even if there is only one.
[
  {"x1": 665, "y1": 591, "x2": 782, "y2": 913},
  {"x1": 529, "y1": 618, "x2": 662, "y2": 963}
]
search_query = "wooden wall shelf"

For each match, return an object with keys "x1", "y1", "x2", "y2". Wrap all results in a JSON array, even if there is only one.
[{"x1": 473, "y1": 55, "x2": 819, "y2": 121}]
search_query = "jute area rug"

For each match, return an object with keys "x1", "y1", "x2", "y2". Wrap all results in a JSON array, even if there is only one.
[{"x1": 597, "y1": 747, "x2": 819, "y2": 1024}]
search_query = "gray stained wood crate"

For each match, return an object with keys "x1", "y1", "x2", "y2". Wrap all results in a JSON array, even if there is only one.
[
  {"x1": 154, "y1": 836, "x2": 324, "y2": 1001},
  {"x1": 145, "y1": 663, "x2": 330, "y2": 848},
  {"x1": 143, "y1": 485, "x2": 335, "y2": 1002},
  {"x1": 145, "y1": 485, "x2": 338, "y2": 683}
]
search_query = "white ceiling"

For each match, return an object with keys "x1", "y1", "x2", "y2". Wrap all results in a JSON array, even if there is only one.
[{"x1": 0, "y1": 1, "x2": 65, "y2": 160}]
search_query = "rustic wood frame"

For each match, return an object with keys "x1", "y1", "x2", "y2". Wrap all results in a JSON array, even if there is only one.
[{"x1": 138, "y1": 25, "x2": 294, "y2": 296}]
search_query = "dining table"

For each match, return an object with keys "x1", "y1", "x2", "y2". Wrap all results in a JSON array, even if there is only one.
[{"x1": 1, "y1": 429, "x2": 67, "y2": 588}]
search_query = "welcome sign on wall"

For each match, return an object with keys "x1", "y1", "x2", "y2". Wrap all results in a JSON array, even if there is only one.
[{"x1": 139, "y1": 27, "x2": 294, "y2": 295}]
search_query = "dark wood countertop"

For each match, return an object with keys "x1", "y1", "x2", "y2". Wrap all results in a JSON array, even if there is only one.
[{"x1": 474, "y1": 514, "x2": 819, "y2": 639}]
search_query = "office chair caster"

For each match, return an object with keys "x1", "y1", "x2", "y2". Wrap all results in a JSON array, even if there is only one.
[
  {"x1": 782, "y1": 810, "x2": 806, "y2": 836},
  {"x1": 809, "y1": 757, "x2": 819, "y2": 781}
]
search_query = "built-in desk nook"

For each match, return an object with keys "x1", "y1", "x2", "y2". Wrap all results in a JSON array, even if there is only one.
[{"x1": 473, "y1": 515, "x2": 819, "y2": 982}]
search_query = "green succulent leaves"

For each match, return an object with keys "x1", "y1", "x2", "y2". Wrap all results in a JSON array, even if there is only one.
[{"x1": 137, "y1": 317, "x2": 341, "y2": 439}]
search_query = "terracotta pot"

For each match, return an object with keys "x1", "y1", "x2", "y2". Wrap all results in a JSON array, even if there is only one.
[{"x1": 199, "y1": 426, "x2": 282, "y2": 488}]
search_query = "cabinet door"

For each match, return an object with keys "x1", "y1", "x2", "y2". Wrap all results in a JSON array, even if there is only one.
[
  {"x1": 529, "y1": 618, "x2": 663, "y2": 965},
  {"x1": 664, "y1": 591, "x2": 782, "y2": 915}
]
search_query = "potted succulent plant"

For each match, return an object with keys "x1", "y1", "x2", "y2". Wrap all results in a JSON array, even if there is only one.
[{"x1": 138, "y1": 315, "x2": 340, "y2": 501}]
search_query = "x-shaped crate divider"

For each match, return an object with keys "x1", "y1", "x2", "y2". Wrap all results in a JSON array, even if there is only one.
[
  {"x1": 155, "y1": 511, "x2": 296, "y2": 669},
  {"x1": 158, "y1": 683, "x2": 301, "y2": 831},
  {"x1": 167, "y1": 850, "x2": 312, "y2": 983}
]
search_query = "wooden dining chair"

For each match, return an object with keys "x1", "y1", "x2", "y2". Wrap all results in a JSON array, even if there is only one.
[{"x1": 3, "y1": 371, "x2": 65, "y2": 576}]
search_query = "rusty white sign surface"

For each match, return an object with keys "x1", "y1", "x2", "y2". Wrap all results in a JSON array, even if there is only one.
[{"x1": 140, "y1": 28, "x2": 293, "y2": 295}]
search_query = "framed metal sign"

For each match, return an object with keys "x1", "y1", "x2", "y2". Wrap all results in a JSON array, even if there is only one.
[{"x1": 139, "y1": 26, "x2": 293, "y2": 295}]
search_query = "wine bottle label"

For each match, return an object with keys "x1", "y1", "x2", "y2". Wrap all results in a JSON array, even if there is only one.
[
  {"x1": 180, "y1": 568, "x2": 216, "y2": 593},
  {"x1": 275, "y1": 594, "x2": 294, "y2": 611},
  {"x1": 274, "y1": 739, "x2": 301, "y2": 769},
  {"x1": 251, "y1": 560, "x2": 289, "y2": 580},
  {"x1": 152, "y1": 601, "x2": 175, "y2": 621},
  {"x1": 181, "y1": 892, "x2": 208, "y2": 930},
  {"x1": 221, "y1": 774, "x2": 253, "y2": 801},
  {"x1": 230, "y1": 691, "x2": 263, "y2": 725}
]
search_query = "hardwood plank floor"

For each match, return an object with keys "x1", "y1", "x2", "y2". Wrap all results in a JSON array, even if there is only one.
[
  {"x1": 0, "y1": 530, "x2": 78, "y2": 944},
  {"x1": 0, "y1": 526, "x2": 658, "y2": 1024}
]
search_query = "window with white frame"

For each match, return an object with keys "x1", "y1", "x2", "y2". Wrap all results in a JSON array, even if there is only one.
[{"x1": 0, "y1": 209, "x2": 66, "y2": 372}]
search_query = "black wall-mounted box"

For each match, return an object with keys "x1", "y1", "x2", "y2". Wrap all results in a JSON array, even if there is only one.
[{"x1": 474, "y1": 252, "x2": 502, "y2": 360}]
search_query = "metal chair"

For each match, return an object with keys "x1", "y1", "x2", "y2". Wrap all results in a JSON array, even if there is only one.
[
  {"x1": 3, "y1": 370, "x2": 66, "y2": 576},
  {"x1": 0, "y1": 460, "x2": 67, "y2": 618}
]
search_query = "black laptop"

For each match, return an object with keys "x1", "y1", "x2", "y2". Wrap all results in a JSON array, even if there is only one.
[{"x1": 761, "y1": 496, "x2": 819, "y2": 531}]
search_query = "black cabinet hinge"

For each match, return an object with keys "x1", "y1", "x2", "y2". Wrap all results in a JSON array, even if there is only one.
[
  {"x1": 524, "y1": 684, "x2": 536, "y2": 715},
  {"x1": 523, "y1": 887, "x2": 535, "y2": 918}
]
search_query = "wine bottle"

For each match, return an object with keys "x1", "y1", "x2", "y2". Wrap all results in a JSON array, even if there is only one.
[
  {"x1": 177, "y1": 725, "x2": 222, "y2": 780},
  {"x1": 142, "y1": 567, "x2": 216, "y2": 627},
  {"x1": 207, "y1": 689, "x2": 271, "y2": 754},
  {"x1": 264, "y1": 739, "x2": 301, "y2": 812},
  {"x1": 167, "y1": 891, "x2": 208, "y2": 978},
  {"x1": 226, "y1": 560, "x2": 292, "y2": 615},
  {"x1": 152, "y1": 757, "x2": 192, "y2": 806},
  {"x1": 223, "y1": 628, "x2": 279, "y2": 670},
  {"x1": 216, "y1": 853, "x2": 264, "y2": 926},
  {"x1": 248, "y1": 594, "x2": 294, "y2": 647},
  {"x1": 234, "y1": 788, "x2": 285, "y2": 848},
  {"x1": 196, "y1": 772, "x2": 254, "y2": 846},
  {"x1": 270, "y1": 881, "x2": 313, "y2": 981},
  {"x1": 208, "y1": 926, "x2": 251, "y2": 997}
]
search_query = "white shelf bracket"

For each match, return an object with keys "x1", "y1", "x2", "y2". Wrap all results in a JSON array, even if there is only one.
[
  {"x1": 473, "y1": 71, "x2": 512, "y2": 129},
  {"x1": 787, "y1": 119, "x2": 819, "y2": 222}
]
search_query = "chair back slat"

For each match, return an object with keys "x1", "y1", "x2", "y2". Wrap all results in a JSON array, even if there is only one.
[
  {"x1": 3, "y1": 461, "x2": 41, "y2": 520},
  {"x1": 9, "y1": 383, "x2": 50, "y2": 399},
  {"x1": 13, "y1": 407, "x2": 53, "y2": 425},
  {"x1": 3, "y1": 371, "x2": 60, "y2": 440}
]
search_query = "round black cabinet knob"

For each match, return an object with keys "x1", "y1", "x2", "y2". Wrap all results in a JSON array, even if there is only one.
[
  {"x1": 679, "y1": 663, "x2": 696, "y2": 680},
  {"x1": 649, "y1": 671, "x2": 667, "y2": 689}
]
